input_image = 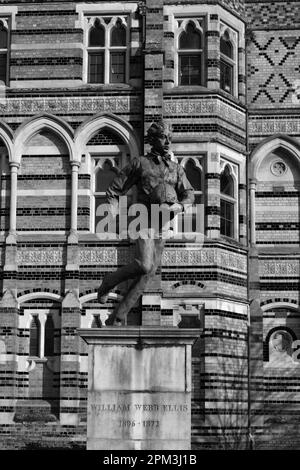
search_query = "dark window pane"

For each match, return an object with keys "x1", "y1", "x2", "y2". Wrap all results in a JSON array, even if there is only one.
[
  {"x1": 0, "y1": 54, "x2": 7, "y2": 84},
  {"x1": 221, "y1": 36, "x2": 233, "y2": 58},
  {"x1": 110, "y1": 52, "x2": 125, "y2": 83},
  {"x1": 220, "y1": 199, "x2": 234, "y2": 238},
  {"x1": 91, "y1": 315, "x2": 102, "y2": 328},
  {"x1": 179, "y1": 23, "x2": 202, "y2": 49},
  {"x1": 185, "y1": 160, "x2": 202, "y2": 191},
  {"x1": 44, "y1": 316, "x2": 54, "y2": 357},
  {"x1": 179, "y1": 54, "x2": 201, "y2": 85},
  {"x1": 221, "y1": 166, "x2": 234, "y2": 197},
  {"x1": 89, "y1": 24, "x2": 105, "y2": 47},
  {"x1": 0, "y1": 25, "x2": 7, "y2": 49},
  {"x1": 96, "y1": 162, "x2": 116, "y2": 192},
  {"x1": 29, "y1": 316, "x2": 40, "y2": 357},
  {"x1": 220, "y1": 60, "x2": 233, "y2": 94},
  {"x1": 88, "y1": 52, "x2": 104, "y2": 83},
  {"x1": 111, "y1": 22, "x2": 126, "y2": 46}
]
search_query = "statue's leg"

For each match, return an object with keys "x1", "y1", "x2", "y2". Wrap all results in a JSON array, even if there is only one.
[{"x1": 109, "y1": 238, "x2": 165, "y2": 325}]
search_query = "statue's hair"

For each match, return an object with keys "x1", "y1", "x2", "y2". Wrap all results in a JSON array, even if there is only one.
[{"x1": 145, "y1": 120, "x2": 172, "y2": 143}]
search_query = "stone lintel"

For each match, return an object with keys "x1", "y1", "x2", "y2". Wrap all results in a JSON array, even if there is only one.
[{"x1": 79, "y1": 327, "x2": 201, "y2": 346}]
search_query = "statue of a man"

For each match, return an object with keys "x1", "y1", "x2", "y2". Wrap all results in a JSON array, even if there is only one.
[{"x1": 97, "y1": 120, "x2": 195, "y2": 325}]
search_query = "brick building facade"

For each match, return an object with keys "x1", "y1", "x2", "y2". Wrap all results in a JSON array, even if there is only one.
[{"x1": 0, "y1": 0, "x2": 299, "y2": 450}]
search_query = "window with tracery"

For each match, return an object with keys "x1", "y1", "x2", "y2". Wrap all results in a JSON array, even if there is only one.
[
  {"x1": 177, "y1": 20, "x2": 204, "y2": 86},
  {"x1": 220, "y1": 164, "x2": 236, "y2": 239},
  {"x1": 87, "y1": 17, "x2": 127, "y2": 84},
  {"x1": 0, "y1": 21, "x2": 8, "y2": 85},
  {"x1": 220, "y1": 28, "x2": 237, "y2": 96}
]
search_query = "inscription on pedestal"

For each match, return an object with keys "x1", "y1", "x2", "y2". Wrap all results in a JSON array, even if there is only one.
[{"x1": 79, "y1": 328, "x2": 200, "y2": 450}]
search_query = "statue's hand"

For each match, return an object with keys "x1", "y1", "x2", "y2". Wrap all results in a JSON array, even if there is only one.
[
  {"x1": 168, "y1": 202, "x2": 184, "y2": 214},
  {"x1": 109, "y1": 201, "x2": 119, "y2": 218}
]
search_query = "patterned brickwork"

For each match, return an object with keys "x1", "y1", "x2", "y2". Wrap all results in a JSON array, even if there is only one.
[
  {"x1": 246, "y1": 1, "x2": 300, "y2": 29},
  {"x1": 247, "y1": 31, "x2": 300, "y2": 108}
]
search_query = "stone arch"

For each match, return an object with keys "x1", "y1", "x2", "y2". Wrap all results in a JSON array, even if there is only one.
[
  {"x1": 261, "y1": 299, "x2": 299, "y2": 311},
  {"x1": 14, "y1": 114, "x2": 75, "y2": 165},
  {"x1": 18, "y1": 291, "x2": 62, "y2": 305},
  {"x1": 171, "y1": 281, "x2": 205, "y2": 290},
  {"x1": 79, "y1": 291, "x2": 122, "y2": 305},
  {"x1": 250, "y1": 134, "x2": 300, "y2": 180},
  {"x1": 0, "y1": 119, "x2": 13, "y2": 161},
  {"x1": 74, "y1": 113, "x2": 140, "y2": 163}
]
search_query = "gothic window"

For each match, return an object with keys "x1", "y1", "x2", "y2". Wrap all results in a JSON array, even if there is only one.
[
  {"x1": 173, "y1": 157, "x2": 204, "y2": 238},
  {"x1": 29, "y1": 316, "x2": 40, "y2": 357},
  {"x1": 220, "y1": 165, "x2": 236, "y2": 239},
  {"x1": 110, "y1": 20, "x2": 127, "y2": 83},
  {"x1": 183, "y1": 159, "x2": 203, "y2": 233},
  {"x1": 0, "y1": 21, "x2": 8, "y2": 85},
  {"x1": 87, "y1": 17, "x2": 127, "y2": 84},
  {"x1": 88, "y1": 20, "x2": 105, "y2": 83},
  {"x1": 94, "y1": 159, "x2": 118, "y2": 232},
  {"x1": 185, "y1": 158, "x2": 203, "y2": 204},
  {"x1": 220, "y1": 30, "x2": 235, "y2": 95},
  {"x1": 178, "y1": 22, "x2": 203, "y2": 86}
]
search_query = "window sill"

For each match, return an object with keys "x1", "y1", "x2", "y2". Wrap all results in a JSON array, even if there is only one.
[
  {"x1": 166, "y1": 85, "x2": 209, "y2": 95},
  {"x1": 165, "y1": 86, "x2": 245, "y2": 107},
  {"x1": 27, "y1": 357, "x2": 48, "y2": 363},
  {"x1": 83, "y1": 82, "x2": 138, "y2": 92}
]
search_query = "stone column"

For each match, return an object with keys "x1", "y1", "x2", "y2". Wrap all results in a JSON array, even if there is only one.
[
  {"x1": 69, "y1": 161, "x2": 80, "y2": 244},
  {"x1": 39, "y1": 316, "x2": 45, "y2": 359},
  {"x1": 239, "y1": 183, "x2": 247, "y2": 245},
  {"x1": 79, "y1": 327, "x2": 200, "y2": 450},
  {"x1": 6, "y1": 162, "x2": 19, "y2": 244},
  {"x1": 249, "y1": 179, "x2": 257, "y2": 246}
]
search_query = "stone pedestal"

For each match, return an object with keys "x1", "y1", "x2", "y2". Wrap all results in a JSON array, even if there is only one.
[{"x1": 79, "y1": 327, "x2": 200, "y2": 450}]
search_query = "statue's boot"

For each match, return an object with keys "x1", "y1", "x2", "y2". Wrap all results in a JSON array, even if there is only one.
[
  {"x1": 111, "y1": 271, "x2": 155, "y2": 325},
  {"x1": 98, "y1": 260, "x2": 144, "y2": 304}
]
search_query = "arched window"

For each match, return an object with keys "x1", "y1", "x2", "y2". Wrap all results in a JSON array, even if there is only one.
[
  {"x1": 44, "y1": 316, "x2": 55, "y2": 357},
  {"x1": 183, "y1": 159, "x2": 203, "y2": 234},
  {"x1": 178, "y1": 23, "x2": 203, "y2": 86},
  {"x1": 111, "y1": 20, "x2": 126, "y2": 46},
  {"x1": 220, "y1": 165, "x2": 236, "y2": 239},
  {"x1": 0, "y1": 22, "x2": 8, "y2": 85},
  {"x1": 94, "y1": 159, "x2": 118, "y2": 232},
  {"x1": 185, "y1": 159, "x2": 202, "y2": 202},
  {"x1": 220, "y1": 31, "x2": 235, "y2": 95},
  {"x1": 110, "y1": 20, "x2": 127, "y2": 83},
  {"x1": 172, "y1": 157, "x2": 204, "y2": 238},
  {"x1": 29, "y1": 316, "x2": 40, "y2": 357},
  {"x1": 87, "y1": 17, "x2": 127, "y2": 84},
  {"x1": 220, "y1": 165, "x2": 234, "y2": 197},
  {"x1": 88, "y1": 21, "x2": 105, "y2": 83}
]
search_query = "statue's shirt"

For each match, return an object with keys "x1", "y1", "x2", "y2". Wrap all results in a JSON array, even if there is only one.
[{"x1": 106, "y1": 152, "x2": 195, "y2": 208}]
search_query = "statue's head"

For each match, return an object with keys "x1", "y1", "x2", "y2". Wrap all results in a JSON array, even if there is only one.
[{"x1": 146, "y1": 120, "x2": 172, "y2": 155}]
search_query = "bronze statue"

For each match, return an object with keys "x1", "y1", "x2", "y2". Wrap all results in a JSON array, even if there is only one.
[{"x1": 97, "y1": 121, "x2": 195, "y2": 325}]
